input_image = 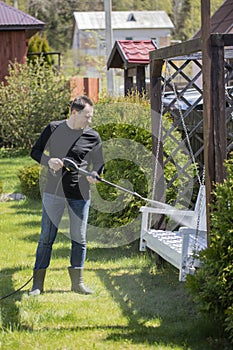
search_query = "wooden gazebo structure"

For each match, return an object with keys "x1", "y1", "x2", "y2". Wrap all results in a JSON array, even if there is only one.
[
  {"x1": 149, "y1": 33, "x2": 233, "y2": 241},
  {"x1": 107, "y1": 40, "x2": 157, "y2": 96},
  {"x1": 138, "y1": 1, "x2": 233, "y2": 277}
]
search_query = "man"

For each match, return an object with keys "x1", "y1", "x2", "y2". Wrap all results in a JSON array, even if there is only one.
[{"x1": 29, "y1": 95, "x2": 104, "y2": 295}]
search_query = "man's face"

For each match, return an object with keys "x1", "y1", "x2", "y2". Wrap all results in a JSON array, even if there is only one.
[{"x1": 75, "y1": 104, "x2": 94, "y2": 129}]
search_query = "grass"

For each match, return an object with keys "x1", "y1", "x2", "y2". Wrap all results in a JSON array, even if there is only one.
[
  {"x1": 0, "y1": 150, "x2": 34, "y2": 193},
  {"x1": 0, "y1": 153, "x2": 230, "y2": 350}
]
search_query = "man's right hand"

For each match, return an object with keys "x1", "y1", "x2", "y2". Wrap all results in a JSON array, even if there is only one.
[{"x1": 48, "y1": 158, "x2": 63, "y2": 173}]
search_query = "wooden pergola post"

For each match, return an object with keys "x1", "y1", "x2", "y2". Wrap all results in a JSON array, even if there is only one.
[
  {"x1": 201, "y1": 0, "x2": 227, "y2": 245},
  {"x1": 150, "y1": 59, "x2": 165, "y2": 203}
]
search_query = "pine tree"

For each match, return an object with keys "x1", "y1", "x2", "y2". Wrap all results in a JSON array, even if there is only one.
[
  {"x1": 27, "y1": 33, "x2": 53, "y2": 66},
  {"x1": 176, "y1": 0, "x2": 191, "y2": 41}
]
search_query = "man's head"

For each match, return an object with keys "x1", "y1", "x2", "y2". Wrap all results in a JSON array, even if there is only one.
[
  {"x1": 71, "y1": 95, "x2": 94, "y2": 113},
  {"x1": 69, "y1": 95, "x2": 94, "y2": 130}
]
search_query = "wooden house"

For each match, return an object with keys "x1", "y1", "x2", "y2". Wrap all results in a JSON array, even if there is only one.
[{"x1": 0, "y1": 1, "x2": 44, "y2": 83}]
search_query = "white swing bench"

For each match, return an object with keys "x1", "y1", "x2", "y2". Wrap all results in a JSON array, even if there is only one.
[{"x1": 139, "y1": 185, "x2": 207, "y2": 281}]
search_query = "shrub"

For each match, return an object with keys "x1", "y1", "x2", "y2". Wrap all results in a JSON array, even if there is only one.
[
  {"x1": 0, "y1": 59, "x2": 70, "y2": 149},
  {"x1": 18, "y1": 164, "x2": 41, "y2": 200},
  {"x1": 0, "y1": 147, "x2": 28, "y2": 158},
  {"x1": 186, "y1": 153, "x2": 233, "y2": 345}
]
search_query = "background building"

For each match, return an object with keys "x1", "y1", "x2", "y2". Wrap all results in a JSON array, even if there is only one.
[
  {"x1": 72, "y1": 10, "x2": 174, "y2": 93},
  {"x1": 0, "y1": 0, "x2": 44, "y2": 84}
]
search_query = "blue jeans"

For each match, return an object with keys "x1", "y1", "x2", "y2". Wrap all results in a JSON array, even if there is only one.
[{"x1": 34, "y1": 193, "x2": 90, "y2": 269}]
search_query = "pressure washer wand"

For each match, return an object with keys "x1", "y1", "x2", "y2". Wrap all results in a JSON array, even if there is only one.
[
  {"x1": 62, "y1": 157, "x2": 167, "y2": 208},
  {"x1": 62, "y1": 157, "x2": 139, "y2": 196}
]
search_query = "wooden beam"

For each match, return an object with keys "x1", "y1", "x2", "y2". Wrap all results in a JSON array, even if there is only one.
[
  {"x1": 127, "y1": 67, "x2": 137, "y2": 77},
  {"x1": 150, "y1": 59, "x2": 164, "y2": 77},
  {"x1": 211, "y1": 44, "x2": 227, "y2": 183},
  {"x1": 136, "y1": 66, "x2": 146, "y2": 96},
  {"x1": 202, "y1": 11, "x2": 228, "y2": 247},
  {"x1": 149, "y1": 38, "x2": 202, "y2": 61},
  {"x1": 148, "y1": 34, "x2": 233, "y2": 65},
  {"x1": 201, "y1": 0, "x2": 212, "y2": 245},
  {"x1": 150, "y1": 60, "x2": 165, "y2": 202},
  {"x1": 201, "y1": 0, "x2": 227, "y2": 245},
  {"x1": 124, "y1": 69, "x2": 133, "y2": 96}
]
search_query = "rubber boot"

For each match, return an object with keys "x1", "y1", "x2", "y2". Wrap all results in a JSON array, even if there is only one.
[
  {"x1": 28, "y1": 268, "x2": 46, "y2": 296},
  {"x1": 68, "y1": 267, "x2": 94, "y2": 294}
]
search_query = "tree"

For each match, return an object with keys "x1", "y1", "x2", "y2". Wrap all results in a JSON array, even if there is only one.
[
  {"x1": 28, "y1": 0, "x2": 104, "y2": 52},
  {"x1": 112, "y1": 0, "x2": 171, "y2": 12},
  {"x1": 28, "y1": 33, "x2": 53, "y2": 65},
  {"x1": 176, "y1": 0, "x2": 191, "y2": 41}
]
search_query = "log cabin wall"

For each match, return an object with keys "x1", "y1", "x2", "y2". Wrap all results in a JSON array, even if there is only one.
[{"x1": 0, "y1": 30, "x2": 27, "y2": 83}]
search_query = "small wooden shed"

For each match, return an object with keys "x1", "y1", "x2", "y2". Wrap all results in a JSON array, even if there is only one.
[
  {"x1": 107, "y1": 40, "x2": 157, "y2": 96},
  {"x1": 0, "y1": 1, "x2": 44, "y2": 83}
]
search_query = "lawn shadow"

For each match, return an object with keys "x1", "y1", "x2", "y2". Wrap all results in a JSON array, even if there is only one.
[
  {"x1": 86, "y1": 243, "x2": 221, "y2": 350},
  {"x1": 0, "y1": 267, "x2": 33, "y2": 331},
  {"x1": 10, "y1": 199, "x2": 41, "y2": 216}
]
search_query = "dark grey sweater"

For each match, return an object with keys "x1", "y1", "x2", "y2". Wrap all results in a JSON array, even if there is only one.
[{"x1": 31, "y1": 120, "x2": 104, "y2": 199}]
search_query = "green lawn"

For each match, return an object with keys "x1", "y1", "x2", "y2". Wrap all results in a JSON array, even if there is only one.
[
  {"x1": 0, "y1": 152, "x2": 34, "y2": 193},
  {"x1": 0, "y1": 154, "x2": 228, "y2": 350}
]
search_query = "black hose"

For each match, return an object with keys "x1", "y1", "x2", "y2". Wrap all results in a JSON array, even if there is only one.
[{"x1": 0, "y1": 276, "x2": 33, "y2": 301}]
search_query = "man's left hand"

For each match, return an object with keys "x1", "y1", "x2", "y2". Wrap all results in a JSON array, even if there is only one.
[{"x1": 86, "y1": 171, "x2": 100, "y2": 184}]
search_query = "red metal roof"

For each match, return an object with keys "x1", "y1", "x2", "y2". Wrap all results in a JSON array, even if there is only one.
[
  {"x1": 0, "y1": 0, "x2": 44, "y2": 29},
  {"x1": 119, "y1": 40, "x2": 157, "y2": 64},
  {"x1": 107, "y1": 40, "x2": 157, "y2": 69}
]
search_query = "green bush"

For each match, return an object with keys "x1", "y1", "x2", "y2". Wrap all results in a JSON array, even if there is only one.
[
  {"x1": 186, "y1": 153, "x2": 233, "y2": 345},
  {"x1": 18, "y1": 164, "x2": 41, "y2": 200},
  {"x1": 0, "y1": 59, "x2": 70, "y2": 149}
]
